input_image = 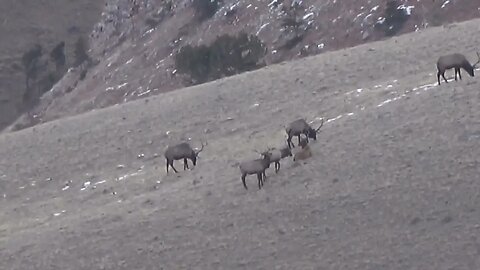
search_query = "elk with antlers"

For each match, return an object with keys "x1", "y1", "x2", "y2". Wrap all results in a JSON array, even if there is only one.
[
  {"x1": 164, "y1": 141, "x2": 206, "y2": 173},
  {"x1": 285, "y1": 118, "x2": 324, "y2": 149},
  {"x1": 436, "y1": 52, "x2": 480, "y2": 85}
]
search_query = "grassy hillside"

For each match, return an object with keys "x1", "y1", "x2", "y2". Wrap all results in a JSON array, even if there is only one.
[
  {"x1": 0, "y1": 0, "x2": 104, "y2": 129},
  {"x1": 0, "y1": 18, "x2": 479, "y2": 269}
]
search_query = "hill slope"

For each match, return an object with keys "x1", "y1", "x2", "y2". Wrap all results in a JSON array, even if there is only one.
[
  {"x1": 1, "y1": 18, "x2": 480, "y2": 269},
  {"x1": 5, "y1": 0, "x2": 480, "y2": 132},
  {"x1": 0, "y1": 0, "x2": 104, "y2": 129}
]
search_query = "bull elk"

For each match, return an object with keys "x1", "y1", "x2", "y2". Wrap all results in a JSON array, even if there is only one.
[
  {"x1": 164, "y1": 141, "x2": 206, "y2": 173},
  {"x1": 436, "y1": 52, "x2": 480, "y2": 85},
  {"x1": 285, "y1": 118, "x2": 324, "y2": 149}
]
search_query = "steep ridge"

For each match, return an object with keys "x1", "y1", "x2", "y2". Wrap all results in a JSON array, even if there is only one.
[
  {"x1": 6, "y1": 0, "x2": 480, "y2": 132},
  {"x1": 0, "y1": 19, "x2": 480, "y2": 269},
  {"x1": 0, "y1": 0, "x2": 104, "y2": 129}
]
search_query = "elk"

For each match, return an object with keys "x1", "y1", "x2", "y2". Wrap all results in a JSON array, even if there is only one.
[
  {"x1": 285, "y1": 117, "x2": 324, "y2": 149},
  {"x1": 267, "y1": 146, "x2": 293, "y2": 173},
  {"x1": 239, "y1": 151, "x2": 272, "y2": 190},
  {"x1": 436, "y1": 52, "x2": 480, "y2": 85},
  {"x1": 293, "y1": 138, "x2": 313, "y2": 162},
  {"x1": 164, "y1": 141, "x2": 206, "y2": 173}
]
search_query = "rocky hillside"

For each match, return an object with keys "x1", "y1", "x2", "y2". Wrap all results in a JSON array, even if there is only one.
[
  {"x1": 0, "y1": 0, "x2": 104, "y2": 130},
  {"x1": 5, "y1": 0, "x2": 480, "y2": 132}
]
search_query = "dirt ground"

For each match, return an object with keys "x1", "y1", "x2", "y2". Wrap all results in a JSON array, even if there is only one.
[{"x1": 1, "y1": 19, "x2": 480, "y2": 269}]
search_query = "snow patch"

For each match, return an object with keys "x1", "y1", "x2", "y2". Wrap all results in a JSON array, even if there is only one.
[
  {"x1": 53, "y1": 210, "x2": 66, "y2": 217},
  {"x1": 256, "y1": 23, "x2": 270, "y2": 35},
  {"x1": 327, "y1": 114, "x2": 343, "y2": 123},
  {"x1": 441, "y1": 0, "x2": 450, "y2": 9},
  {"x1": 398, "y1": 4, "x2": 414, "y2": 15}
]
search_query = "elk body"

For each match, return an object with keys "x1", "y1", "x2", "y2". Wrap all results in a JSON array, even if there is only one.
[
  {"x1": 285, "y1": 118, "x2": 324, "y2": 149},
  {"x1": 239, "y1": 151, "x2": 272, "y2": 190},
  {"x1": 268, "y1": 146, "x2": 293, "y2": 173},
  {"x1": 164, "y1": 141, "x2": 206, "y2": 173},
  {"x1": 436, "y1": 52, "x2": 480, "y2": 85}
]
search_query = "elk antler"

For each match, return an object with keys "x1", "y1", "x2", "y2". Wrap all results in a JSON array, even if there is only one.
[
  {"x1": 195, "y1": 140, "x2": 207, "y2": 155},
  {"x1": 315, "y1": 117, "x2": 325, "y2": 131}
]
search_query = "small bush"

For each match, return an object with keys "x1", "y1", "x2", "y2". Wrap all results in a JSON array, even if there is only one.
[
  {"x1": 165, "y1": 1, "x2": 173, "y2": 12},
  {"x1": 192, "y1": 0, "x2": 222, "y2": 21},
  {"x1": 426, "y1": 7, "x2": 443, "y2": 27},
  {"x1": 174, "y1": 32, "x2": 267, "y2": 84},
  {"x1": 79, "y1": 68, "x2": 88, "y2": 81},
  {"x1": 74, "y1": 37, "x2": 90, "y2": 66},
  {"x1": 376, "y1": 0, "x2": 410, "y2": 36},
  {"x1": 21, "y1": 44, "x2": 43, "y2": 89},
  {"x1": 22, "y1": 44, "x2": 42, "y2": 74},
  {"x1": 281, "y1": 16, "x2": 302, "y2": 29},
  {"x1": 175, "y1": 44, "x2": 211, "y2": 83},
  {"x1": 279, "y1": 34, "x2": 304, "y2": 50},
  {"x1": 145, "y1": 17, "x2": 160, "y2": 29},
  {"x1": 50, "y1": 41, "x2": 66, "y2": 69},
  {"x1": 22, "y1": 44, "x2": 42, "y2": 68},
  {"x1": 39, "y1": 72, "x2": 56, "y2": 94},
  {"x1": 278, "y1": 3, "x2": 310, "y2": 51}
]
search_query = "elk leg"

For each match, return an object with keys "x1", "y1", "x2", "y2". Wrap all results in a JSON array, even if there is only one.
[
  {"x1": 437, "y1": 71, "x2": 441, "y2": 85},
  {"x1": 183, "y1": 158, "x2": 189, "y2": 170},
  {"x1": 257, "y1": 173, "x2": 263, "y2": 189},
  {"x1": 304, "y1": 133, "x2": 309, "y2": 143},
  {"x1": 454, "y1": 68, "x2": 458, "y2": 81},
  {"x1": 442, "y1": 72, "x2": 448, "y2": 84},
  {"x1": 297, "y1": 135, "x2": 301, "y2": 146},
  {"x1": 287, "y1": 136, "x2": 294, "y2": 148},
  {"x1": 170, "y1": 161, "x2": 178, "y2": 173},
  {"x1": 166, "y1": 159, "x2": 169, "y2": 173},
  {"x1": 242, "y1": 174, "x2": 248, "y2": 190},
  {"x1": 458, "y1": 68, "x2": 462, "y2": 80}
]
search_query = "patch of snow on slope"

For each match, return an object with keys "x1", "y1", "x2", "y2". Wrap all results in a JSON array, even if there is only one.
[
  {"x1": 398, "y1": 4, "x2": 415, "y2": 15},
  {"x1": 441, "y1": 0, "x2": 451, "y2": 9}
]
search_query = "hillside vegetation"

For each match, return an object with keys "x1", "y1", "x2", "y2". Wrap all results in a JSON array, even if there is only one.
[
  {"x1": 4, "y1": 0, "x2": 480, "y2": 132},
  {"x1": 0, "y1": 0, "x2": 104, "y2": 129},
  {"x1": 0, "y1": 18, "x2": 479, "y2": 269}
]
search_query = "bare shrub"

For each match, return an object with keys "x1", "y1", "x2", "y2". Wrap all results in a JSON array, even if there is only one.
[
  {"x1": 375, "y1": 0, "x2": 410, "y2": 37},
  {"x1": 74, "y1": 37, "x2": 90, "y2": 67},
  {"x1": 174, "y1": 32, "x2": 267, "y2": 84},
  {"x1": 192, "y1": 0, "x2": 222, "y2": 21},
  {"x1": 21, "y1": 44, "x2": 43, "y2": 89},
  {"x1": 50, "y1": 41, "x2": 66, "y2": 70}
]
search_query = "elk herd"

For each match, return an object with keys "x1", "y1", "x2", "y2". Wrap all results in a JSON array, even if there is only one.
[
  {"x1": 162, "y1": 50, "x2": 480, "y2": 191},
  {"x1": 164, "y1": 118, "x2": 324, "y2": 190}
]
